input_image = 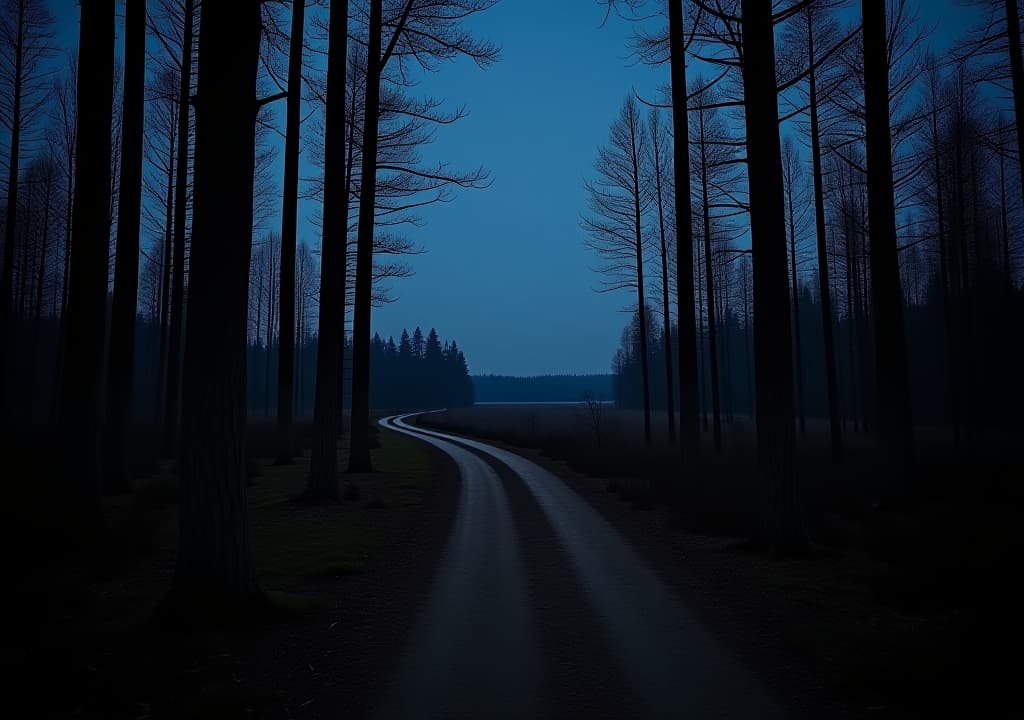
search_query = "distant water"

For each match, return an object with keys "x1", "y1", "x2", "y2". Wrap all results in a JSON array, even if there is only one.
[{"x1": 472, "y1": 401, "x2": 614, "y2": 406}]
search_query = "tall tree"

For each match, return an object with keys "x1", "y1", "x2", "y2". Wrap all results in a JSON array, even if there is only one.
[
  {"x1": 103, "y1": 0, "x2": 146, "y2": 495},
  {"x1": 1006, "y1": 0, "x2": 1024, "y2": 202},
  {"x1": 583, "y1": 95, "x2": 653, "y2": 445},
  {"x1": 57, "y1": 0, "x2": 115, "y2": 542},
  {"x1": 648, "y1": 108, "x2": 676, "y2": 443},
  {"x1": 862, "y1": 0, "x2": 915, "y2": 500},
  {"x1": 669, "y1": 0, "x2": 700, "y2": 459},
  {"x1": 166, "y1": 0, "x2": 262, "y2": 617},
  {"x1": 781, "y1": 135, "x2": 809, "y2": 438},
  {"x1": 347, "y1": 0, "x2": 498, "y2": 471},
  {"x1": 801, "y1": 2, "x2": 844, "y2": 461},
  {"x1": 306, "y1": 0, "x2": 349, "y2": 501},
  {"x1": 276, "y1": 0, "x2": 306, "y2": 460},
  {"x1": 145, "y1": 69, "x2": 179, "y2": 426},
  {"x1": 347, "y1": 0, "x2": 384, "y2": 472},
  {"x1": 0, "y1": 0, "x2": 54, "y2": 410},
  {"x1": 741, "y1": 0, "x2": 802, "y2": 548},
  {"x1": 163, "y1": 0, "x2": 194, "y2": 454},
  {"x1": 691, "y1": 79, "x2": 726, "y2": 450},
  {"x1": 923, "y1": 55, "x2": 962, "y2": 447}
]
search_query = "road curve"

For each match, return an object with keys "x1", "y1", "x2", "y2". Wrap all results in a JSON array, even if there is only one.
[
  {"x1": 379, "y1": 413, "x2": 787, "y2": 719},
  {"x1": 375, "y1": 416, "x2": 539, "y2": 720}
]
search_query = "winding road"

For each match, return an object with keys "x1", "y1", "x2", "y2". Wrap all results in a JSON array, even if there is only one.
[{"x1": 375, "y1": 413, "x2": 788, "y2": 719}]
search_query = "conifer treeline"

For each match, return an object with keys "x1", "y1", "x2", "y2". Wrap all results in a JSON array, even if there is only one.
[{"x1": 369, "y1": 327, "x2": 474, "y2": 409}]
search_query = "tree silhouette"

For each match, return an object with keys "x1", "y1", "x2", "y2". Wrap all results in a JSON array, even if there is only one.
[
  {"x1": 347, "y1": 0, "x2": 498, "y2": 473},
  {"x1": 56, "y1": 0, "x2": 114, "y2": 545},
  {"x1": 167, "y1": 0, "x2": 262, "y2": 617},
  {"x1": 647, "y1": 108, "x2": 676, "y2": 443},
  {"x1": 583, "y1": 95, "x2": 654, "y2": 445},
  {"x1": 103, "y1": 0, "x2": 146, "y2": 495},
  {"x1": 690, "y1": 78, "x2": 736, "y2": 451},
  {"x1": 161, "y1": 0, "x2": 194, "y2": 455},
  {"x1": 274, "y1": 0, "x2": 307, "y2": 462},
  {"x1": 862, "y1": 0, "x2": 915, "y2": 502},
  {"x1": 740, "y1": 0, "x2": 802, "y2": 548},
  {"x1": 307, "y1": 0, "x2": 349, "y2": 502},
  {"x1": 606, "y1": 0, "x2": 703, "y2": 458},
  {"x1": 0, "y1": 0, "x2": 54, "y2": 412},
  {"x1": 781, "y1": 1, "x2": 848, "y2": 461},
  {"x1": 782, "y1": 134, "x2": 811, "y2": 437},
  {"x1": 143, "y1": 68, "x2": 179, "y2": 427}
]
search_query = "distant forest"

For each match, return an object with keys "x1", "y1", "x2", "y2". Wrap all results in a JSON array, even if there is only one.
[
  {"x1": 473, "y1": 374, "x2": 614, "y2": 403},
  {"x1": 4, "y1": 314, "x2": 473, "y2": 421},
  {"x1": 612, "y1": 285, "x2": 1023, "y2": 433}
]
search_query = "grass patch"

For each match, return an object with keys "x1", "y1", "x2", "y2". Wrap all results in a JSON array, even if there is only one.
[
  {"x1": 7, "y1": 420, "x2": 438, "y2": 718},
  {"x1": 247, "y1": 428, "x2": 433, "y2": 583},
  {"x1": 264, "y1": 589, "x2": 333, "y2": 616}
]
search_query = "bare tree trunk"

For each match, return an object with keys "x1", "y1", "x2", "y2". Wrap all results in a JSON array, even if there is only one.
[
  {"x1": 0, "y1": 0, "x2": 26, "y2": 412},
  {"x1": 697, "y1": 241, "x2": 707, "y2": 431},
  {"x1": 651, "y1": 117, "x2": 676, "y2": 443},
  {"x1": 50, "y1": 145, "x2": 74, "y2": 425},
  {"x1": 348, "y1": 0, "x2": 384, "y2": 473},
  {"x1": 57, "y1": 0, "x2": 115, "y2": 545},
  {"x1": 742, "y1": 0, "x2": 802, "y2": 549},
  {"x1": 786, "y1": 167, "x2": 806, "y2": 437},
  {"x1": 104, "y1": 0, "x2": 146, "y2": 495},
  {"x1": 336, "y1": 89, "x2": 358, "y2": 437},
  {"x1": 155, "y1": 111, "x2": 176, "y2": 425},
  {"x1": 668, "y1": 0, "x2": 700, "y2": 460},
  {"x1": 276, "y1": 0, "x2": 305, "y2": 461},
  {"x1": 631, "y1": 120, "x2": 652, "y2": 446},
  {"x1": 807, "y1": 18, "x2": 842, "y2": 461},
  {"x1": 265, "y1": 250, "x2": 275, "y2": 418},
  {"x1": 307, "y1": 0, "x2": 349, "y2": 499},
  {"x1": 742, "y1": 259, "x2": 753, "y2": 419},
  {"x1": 698, "y1": 109, "x2": 722, "y2": 449},
  {"x1": 1000, "y1": 128, "x2": 1014, "y2": 288},
  {"x1": 930, "y1": 88, "x2": 961, "y2": 448},
  {"x1": 1006, "y1": 0, "x2": 1024, "y2": 203},
  {"x1": 165, "y1": 0, "x2": 262, "y2": 620},
  {"x1": 31, "y1": 172, "x2": 53, "y2": 374},
  {"x1": 863, "y1": 0, "x2": 915, "y2": 501},
  {"x1": 844, "y1": 221, "x2": 861, "y2": 433},
  {"x1": 163, "y1": 0, "x2": 194, "y2": 455}
]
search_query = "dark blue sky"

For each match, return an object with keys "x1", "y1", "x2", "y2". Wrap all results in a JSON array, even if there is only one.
[{"x1": 47, "y1": 0, "x2": 982, "y2": 376}]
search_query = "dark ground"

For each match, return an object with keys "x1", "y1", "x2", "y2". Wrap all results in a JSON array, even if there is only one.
[
  {"x1": 5, "y1": 409, "x2": 1020, "y2": 718},
  {"x1": 419, "y1": 407, "x2": 1024, "y2": 719},
  {"x1": 5, "y1": 422, "x2": 461, "y2": 718}
]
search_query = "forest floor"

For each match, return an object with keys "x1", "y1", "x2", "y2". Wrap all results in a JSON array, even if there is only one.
[
  {"x1": 418, "y1": 406, "x2": 1023, "y2": 719},
  {"x1": 7, "y1": 421, "x2": 461, "y2": 718}
]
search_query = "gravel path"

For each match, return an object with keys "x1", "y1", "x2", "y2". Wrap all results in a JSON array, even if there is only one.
[{"x1": 378, "y1": 414, "x2": 788, "y2": 719}]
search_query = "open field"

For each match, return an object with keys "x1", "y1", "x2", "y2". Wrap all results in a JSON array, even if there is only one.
[{"x1": 419, "y1": 404, "x2": 1024, "y2": 717}]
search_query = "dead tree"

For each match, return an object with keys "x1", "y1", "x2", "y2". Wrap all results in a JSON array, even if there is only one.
[
  {"x1": 583, "y1": 95, "x2": 653, "y2": 445},
  {"x1": 0, "y1": 0, "x2": 55, "y2": 408},
  {"x1": 648, "y1": 108, "x2": 676, "y2": 443},
  {"x1": 162, "y1": 0, "x2": 194, "y2": 455}
]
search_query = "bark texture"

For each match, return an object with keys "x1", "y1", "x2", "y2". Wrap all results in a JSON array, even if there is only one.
[{"x1": 170, "y1": 0, "x2": 262, "y2": 613}]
